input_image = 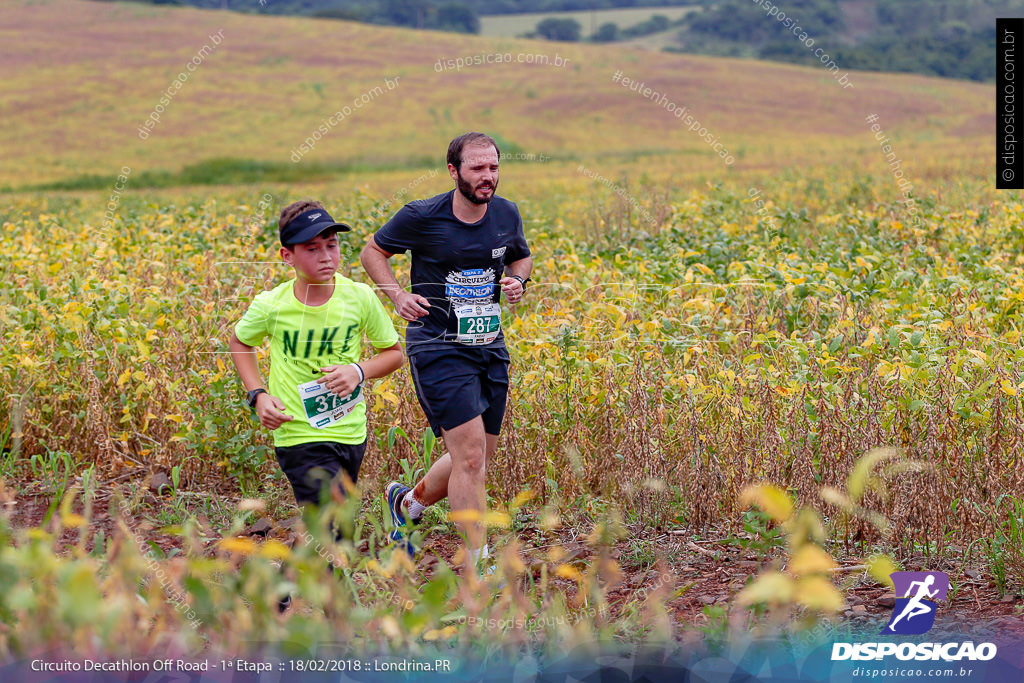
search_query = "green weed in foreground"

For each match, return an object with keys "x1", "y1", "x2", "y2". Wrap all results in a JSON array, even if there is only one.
[
  {"x1": 736, "y1": 449, "x2": 915, "y2": 634},
  {"x1": 0, "y1": 450, "x2": 926, "y2": 659},
  {"x1": 0, "y1": 483, "x2": 649, "y2": 660}
]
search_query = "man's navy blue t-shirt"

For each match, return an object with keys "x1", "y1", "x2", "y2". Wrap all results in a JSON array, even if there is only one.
[{"x1": 373, "y1": 190, "x2": 530, "y2": 355}]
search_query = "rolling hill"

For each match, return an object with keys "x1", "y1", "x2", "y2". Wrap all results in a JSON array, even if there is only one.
[{"x1": 1, "y1": 0, "x2": 993, "y2": 190}]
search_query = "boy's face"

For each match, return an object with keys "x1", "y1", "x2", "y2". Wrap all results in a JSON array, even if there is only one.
[{"x1": 281, "y1": 231, "x2": 340, "y2": 283}]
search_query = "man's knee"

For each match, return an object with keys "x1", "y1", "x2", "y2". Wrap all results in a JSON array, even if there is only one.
[{"x1": 453, "y1": 443, "x2": 486, "y2": 477}]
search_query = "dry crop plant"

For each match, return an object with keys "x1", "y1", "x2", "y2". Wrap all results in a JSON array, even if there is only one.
[{"x1": 0, "y1": 172, "x2": 1022, "y2": 559}]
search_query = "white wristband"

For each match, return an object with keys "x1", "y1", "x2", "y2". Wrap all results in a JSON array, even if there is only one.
[{"x1": 350, "y1": 363, "x2": 365, "y2": 384}]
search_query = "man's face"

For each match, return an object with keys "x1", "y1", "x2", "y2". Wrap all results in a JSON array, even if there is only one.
[
  {"x1": 281, "y1": 231, "x2": 340, "y2": 284},
  {"x1": 451, "y1": 144, "x2": 499, "y2": 205}
]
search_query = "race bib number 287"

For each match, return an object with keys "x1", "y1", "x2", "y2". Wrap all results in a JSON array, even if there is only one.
[{"x1": 454, "y1": 303, "x2": 501, "y2": 345}]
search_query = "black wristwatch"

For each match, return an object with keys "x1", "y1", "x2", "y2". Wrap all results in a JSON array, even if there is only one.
[
  {"x1": 510, "y1": 275, "x2": 529, "y2": 290},
  {"x1": 246, "y1": 388, "x2": 267, "y2": 408}
]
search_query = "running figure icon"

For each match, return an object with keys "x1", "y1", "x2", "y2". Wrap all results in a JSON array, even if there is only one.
[
  {"x1": 887, "y1": 575, "x2": 938, "y2": 631},
  {"x1": 882, "y1": 571, "x2": 949, "y2": 635}
]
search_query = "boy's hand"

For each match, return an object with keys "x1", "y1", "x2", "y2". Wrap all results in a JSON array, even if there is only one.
[
  {"x1": 319, "y1": 364, "x2": 362, "y2": 398},
  {"x1": 255, "y1": 393, "x2": 293, "y2": 430}
]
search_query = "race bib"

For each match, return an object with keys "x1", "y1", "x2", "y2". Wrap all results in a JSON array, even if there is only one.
[
  {"x1": 454, "y1": 303, "x2": 501, "y2": 345},
  {"x1": 296, "y1": 379, "x2": 364, "y2": 429}
]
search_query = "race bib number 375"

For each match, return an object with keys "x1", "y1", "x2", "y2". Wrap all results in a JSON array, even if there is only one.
[
  {"x1": 455, "y1": 303, "x2": 501, "y2": 345},
  {"x1": 297, "y1": 379, "x2": 364, "y2": 429}
]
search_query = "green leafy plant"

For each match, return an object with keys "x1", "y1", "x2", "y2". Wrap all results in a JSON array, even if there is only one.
[
  {"x1": 736, "y1": 449, "x2": 919, "y2": 632},
  {"x1": 726, "y1": 508, "x2": 785, "y2": 561},
  {"x1": 975, "y1": 495, "x2": 1024, "y2": 596}
]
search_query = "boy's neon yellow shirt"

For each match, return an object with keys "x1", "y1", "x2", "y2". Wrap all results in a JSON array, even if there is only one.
[{"x1": 234, "y1": 273, "x2": 400, "y2": 447}]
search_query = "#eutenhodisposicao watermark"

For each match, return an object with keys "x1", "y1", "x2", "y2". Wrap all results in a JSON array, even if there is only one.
[
  {"x1": 218, "y1": 193, "x2": 277, "y2": 304},
  {"x1": 577, "y1": 163, "x2": 659, "y2": 227},
  {"x1": 612, "y1": 70, "x2": 734, "y2": 167},
  {"x1": 117, "y1": 497, "x2": 202, "y2": 629},
  {"x1": 865, "y1": 114, "x2": 925, "y2": 229}
]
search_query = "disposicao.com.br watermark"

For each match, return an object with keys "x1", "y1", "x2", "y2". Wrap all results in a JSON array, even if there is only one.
[
  {"x1": 435, "y1": 51, "x2": 570, "y2": 73},
  {"x1": 138, "y1": 30, "x2": 225, "y2": 139}
]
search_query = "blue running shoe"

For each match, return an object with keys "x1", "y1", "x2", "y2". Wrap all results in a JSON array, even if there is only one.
[{"x1": 385, "y1": 481, "x2": 416, "y2": 556}]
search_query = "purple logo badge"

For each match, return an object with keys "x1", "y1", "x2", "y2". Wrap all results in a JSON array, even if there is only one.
[{"x1": 882, "y1": 571, "x2": 949, "y2": 635}]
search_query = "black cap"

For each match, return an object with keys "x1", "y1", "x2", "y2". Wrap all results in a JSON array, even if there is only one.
[{"x1": 280, "y1": 208, "x2": 351, "y2": 246}]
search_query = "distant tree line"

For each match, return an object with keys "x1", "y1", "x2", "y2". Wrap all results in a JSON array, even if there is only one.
[
  {"x1": 529, "y1": 13, "x2": 678, "y2": 42},
  {"x1": 312, "y1": 0, "x2": 479, "y2": 33},
  {"x1": 111, "y1": 0, "x2": 691, "y2": 21},
  {"x1": 477, "y1": 0, "x2": 692, "y2": 14},
  {"x1": 671, "y1": 0, "x2": 1016, "y2": 82}
]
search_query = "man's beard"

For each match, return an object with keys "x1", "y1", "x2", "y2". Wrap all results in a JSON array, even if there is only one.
[{"x1": 456, "y1": 170, "x2": 497, "y2": 205}]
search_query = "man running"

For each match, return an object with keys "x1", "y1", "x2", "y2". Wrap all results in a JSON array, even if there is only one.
[{"x1": 360, "y1": 132, "x2": 532, "y2": 572}]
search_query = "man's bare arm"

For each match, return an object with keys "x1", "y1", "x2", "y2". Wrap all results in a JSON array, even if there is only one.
[
  {"x1": 360, "y1": 239, "x2": 431, "y2": 321},
  {"x1": 499, "y1": 255, "x2": 534, "y2": 303}
]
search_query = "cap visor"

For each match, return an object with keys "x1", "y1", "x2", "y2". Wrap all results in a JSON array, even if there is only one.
[{"x1": 285, "y1": 221, "x2": 351, "y2": 245}]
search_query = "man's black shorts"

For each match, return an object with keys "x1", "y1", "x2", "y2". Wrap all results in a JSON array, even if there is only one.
[
  {"x1": 408, "y1": 345, "x2": 510, "y2": 437},
  {"x1": 274, "y1": 440, "x2": 366, "y2": 506}
]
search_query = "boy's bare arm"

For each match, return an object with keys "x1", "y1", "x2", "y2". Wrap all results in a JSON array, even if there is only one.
[
  {"x1": 228, "y1": 333, "x2": 293, "y2": 429},
  {"x1": 360, "y1": 239, "x2": 430, "y2": 321},
  {"x1": 318, "y1": 343, "x2": 404, "y2": 398},
  {"x1": 228, "y1": 333, "x2": 265, "y2": 391}
]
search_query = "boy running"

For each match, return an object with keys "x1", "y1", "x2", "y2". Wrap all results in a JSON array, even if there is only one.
[{"x1": 229, "y1": 199, "x2": 403, "y2": 522}]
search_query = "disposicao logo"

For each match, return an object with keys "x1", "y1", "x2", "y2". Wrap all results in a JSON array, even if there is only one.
[
  {"x1": 831, "y1": 570, "x2": 998, "y2": 663},
  {"x1": 883, "y1": 571, "x2": 948, "y2": 635}
]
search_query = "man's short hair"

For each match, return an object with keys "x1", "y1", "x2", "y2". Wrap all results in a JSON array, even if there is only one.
[
  {"x1": 447, "y1": 132, "x2": 500, "y2": 171},
  {"x1": 279, "y1": 199, "x2": 325, "y2": 231}
]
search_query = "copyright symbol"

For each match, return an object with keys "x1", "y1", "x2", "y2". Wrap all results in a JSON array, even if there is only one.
[{"x1": 1003, "y1": 168, "x2": 1015, "y2": 182}]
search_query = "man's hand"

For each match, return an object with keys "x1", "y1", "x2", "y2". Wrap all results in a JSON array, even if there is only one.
[
  {"x1": 392, "y1": 290, "x2": 430, "y2": 321},
  {"x1": 254, "y1": 393, "x2": 293, "y2": 430},
  {"x1": 318, "y1": 364, "x2": 362, "y2": 397},
  {"x1": 361, "y1": 240, "x2": 428, "y2": 321},
  {"x1": 499, "y1": 276, "x2": 525, "y2": 304}
]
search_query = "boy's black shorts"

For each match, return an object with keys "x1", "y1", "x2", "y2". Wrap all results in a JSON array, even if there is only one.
[
  {"x1": 408, "y1": 345, "x2": 510, "y2": 437},
  {"x1": 274, "y1": 440, "x2": 366, "y2": 506}
]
